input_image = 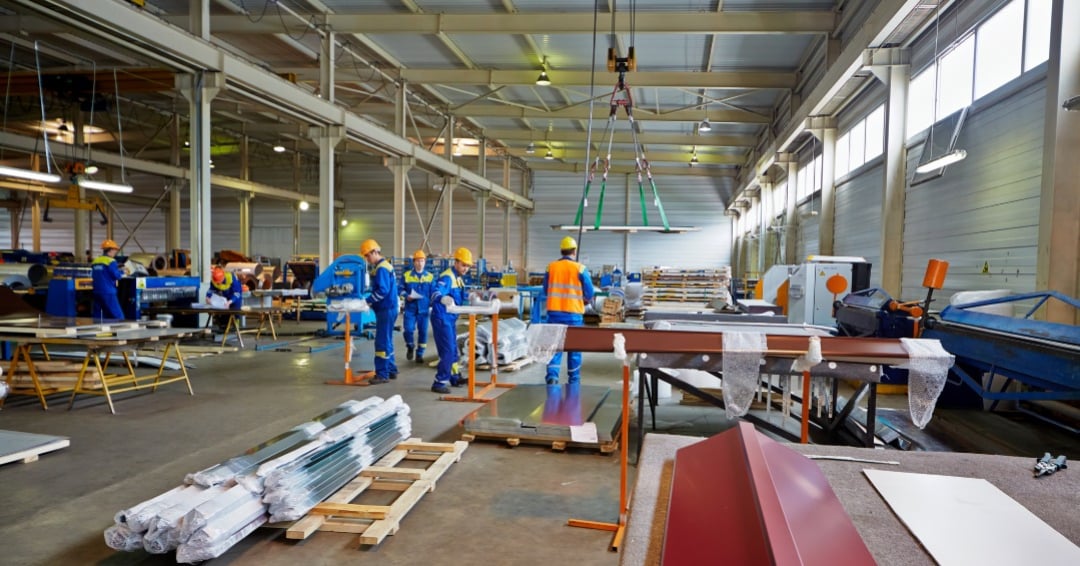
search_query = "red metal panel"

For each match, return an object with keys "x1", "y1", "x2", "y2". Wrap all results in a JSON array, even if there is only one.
[
  {"x1": 662, "y1": 423, "x2": 876, "y2": 565},
  {"x1": 563, "y1": 326, "x2": 911, "y2": 361}
]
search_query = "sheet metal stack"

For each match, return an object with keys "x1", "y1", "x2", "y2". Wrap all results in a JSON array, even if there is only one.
[
  {"x1": 641, "y1": 266, "x2": 731, "y2": 304},
  {"x1": 458, "y1": 317, "x2": 530, "y2": 366},
  {"x1": 104, "y1": 396, "x2": 411, "y2": 563}
]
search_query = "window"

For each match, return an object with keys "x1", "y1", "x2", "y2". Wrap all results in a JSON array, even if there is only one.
[
  {"x1": 797, "y1": 163, "x2": 809, "y2": 201},
  {"x1": 938, "y1": 34, "x2": 975, "y2": 118},
  {"x1": 907, "y1": 67, "x2": 936, "y2": 136},
  {"x1": 1025, "y1": 0, "x2": 1052, "y2": 70},
  {"x1": 772, "y1": 180, "x2": 786, "y2": 214},
  {"x1": 848, "y1": 120, "x2": 866, "y2": 169},
  {"x1": 811, "y1": 155, "x2": 823, "y2": 192},
  {"x1": 864, "y1": 106, "x2": 885, "y2": 161},
  {"x1": 835, "y1": 132, "x2": 851, "y2": 178},
  {"x1": 975, "y1": 1, "x2": 1023, "y2": 98}
]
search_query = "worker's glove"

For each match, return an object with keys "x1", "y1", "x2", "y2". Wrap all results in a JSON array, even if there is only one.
[{"x1": 441, "y1": 295, "x2": 455, "y2": 307}]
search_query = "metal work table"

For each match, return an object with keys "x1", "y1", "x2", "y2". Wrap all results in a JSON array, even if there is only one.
[
  {"x1": 1, "y1": 326, "x2": 205, "y2": 413},
  {"x1": 147, "y1": 306, "x2": 283, "y2": 348},
  {"x1": 621, "y1": 433, "x2": 1080, "y2": 566}
]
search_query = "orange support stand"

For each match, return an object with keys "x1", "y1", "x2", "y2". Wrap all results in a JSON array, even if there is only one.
[
  {"x1": 800, "y1": 370, "x2": 812, "y2": 443},
  {"x1": 568, "y1": 363, "x2": 630, "y2": 552},
  {"x1": 326, "y1": 311, "x2": 374, "y2": 386},
  {"x1": 442, "y1": 313, "x2": 514, "y2": 403}
]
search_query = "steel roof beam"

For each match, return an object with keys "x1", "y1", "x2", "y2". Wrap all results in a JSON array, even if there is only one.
[
  {"x1": 509, "y1": 148, "x2": 743, "y2": 165},
  {"x1": 354, "y1": 103, "x2": 770, "y2": 123},
  {"x1": 463, "y1": 129, "x2": 756, "y2": 148},
  {"x1": 526, "y1": 161, "x2": 737, "y2": 178},
  {"x1": 152, "y1": 12, "x2": 836, "y2": 35},
  {"x1": 7, "y1": 0, "x2": 531, "y2": 210},
  {"x1": 280, "y1": 68, "x2": 797, "y2": 90}
]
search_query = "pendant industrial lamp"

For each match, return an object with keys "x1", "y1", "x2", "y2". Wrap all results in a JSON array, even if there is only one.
[
  {"x1": 535, "y1": 56, "x2": 552, "y2": 86},
  {"x1": 0, "y1": 41, "x2": 62, "y2": 184},
  {"x1": 915, "y1": 2, "x2": 966, "y2": 174},
  {"x1": 78, "y1": 69, "x2": 134, "y2": 193}
]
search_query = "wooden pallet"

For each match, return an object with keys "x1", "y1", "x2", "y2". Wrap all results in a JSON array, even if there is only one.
[
  {"x1": 477, "y1": 356, "x2": 534, "y2": 372},
  {"x1": 462, "y1": 430, "x2": 619, "y2": 454},
  {"x1": 284, "y1": 438, "x2": 468, "y2": 546}
]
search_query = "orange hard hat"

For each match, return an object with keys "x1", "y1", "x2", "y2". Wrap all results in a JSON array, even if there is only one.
[
  {"x1": 412, "y1": 249, "x2": 426, "y2": 260},
  {"x1": 453, "y1": 247, "x2": 474, "y2": 266},
  {"x1": 101, "y1": 239, "x2": 119, "y2": 250},
  {"x1": 211, "y1": 266, "x2": 225, "y2": 284},
  {"x1": 360, "y1": 239, "x2": 381, "y2": 257}
]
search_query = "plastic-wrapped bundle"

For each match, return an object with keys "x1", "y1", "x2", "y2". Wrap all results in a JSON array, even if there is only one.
[
  {"x1": 103, "y1": 523, "x2": 144, "y2": 552},
  {"x1": 179, "y1": 484, "x2": 264, "y2": 543},
  {"x1": 112, "y1": 484, "x2": 195, "y2": 534},
  {"x1": 175, "y1": 515, "x2": 267, "y2": 564},
  {"x1": 142, "y1": 486, "x2": 227, "y2": 554},
  {"x1": 188, "y1": 399, "x2": 373, "y2": 487}
]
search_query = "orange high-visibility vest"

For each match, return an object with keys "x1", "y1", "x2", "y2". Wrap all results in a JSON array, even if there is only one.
[{"x1": 545, "y1": 259, "x2": 586, "y2": 314}]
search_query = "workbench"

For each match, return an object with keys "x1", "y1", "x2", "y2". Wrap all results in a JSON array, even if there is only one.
[
  {"x1": 621, "y1": 433, "x2": 1080, "y2": 566},
  {"x1": 1, "y1": 326, "x2": 205, "y2": 414},
  {"x1": 147, "y1": 306, "x2": 283, "y2": 348}
]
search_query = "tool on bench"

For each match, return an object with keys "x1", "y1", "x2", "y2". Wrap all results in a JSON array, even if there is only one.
[{"x1": 1034, "y1": 453, "x2": 1067, "y2": 478}]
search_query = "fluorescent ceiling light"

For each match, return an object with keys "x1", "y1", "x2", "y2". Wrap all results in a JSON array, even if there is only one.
[
  {"x1": 535, "y1": 70, "x2": 551, "y2": 86},
  {"x1": 699, "y1": 118, "x2": 711, "y2": 132},
  {"x1": 915, "y1": 149, "x2": 967, "y2": 174},
  {"x1": 0, "y1": 165, "x2": 61, "y2": 184},
  {"x1": 340, "y1": 219, "x2": 348, "y2": 227},
  {"x1": 298, "y1": 200, "x2": 310, "y2": 211},
  {"x1": 78, "y1": 178, "x2": 134, "y2": 193},
  {"x1": 84, "y1": 165, "x2": 99, "y2": 174},
  {"x1": 273, "y1": 144, "x2": 286, "y2": 153}
]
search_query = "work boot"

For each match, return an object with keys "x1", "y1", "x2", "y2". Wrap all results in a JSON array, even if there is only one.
[
  {"x1": 415, "y1": 351, "x2": 425, "y2": 363},
  {"x1": 451, "y1": 373, "x2": 466, "y2": 387},
  {"x1": 389, "y1": 372, "x2": 398, "y2": 380},
  {"x1": 370, "y1": 375, "x2": 390, "y2": 384},
  {"x1": 545, "y1": 376, "x2": 560, "y2": 385},
  {"x1": 431, "y1": 382, "x2": 451, "y2": 394},
  {"x1": 406, "y1": 347, "x2": 414, "y2": 361}
]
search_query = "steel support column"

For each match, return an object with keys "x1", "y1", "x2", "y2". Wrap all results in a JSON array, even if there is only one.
[
  {"x1": 624, "y1": 174, "x2": 632, "y2": 270},
  {"x1": 238, "y1": 193, "x2": 252, "y2": 256},
  {"x1": 442, "y1": 178, "x2": 458, "y2": 254},
  {"x1": 320, "y1": 26, "x2": 335, "y2": 104},
  {"x1": 502, "y1": 156, "x2": 511, "y2": 267},
  {"x1": 519, "y1": 208, "x2": 530, "y2": 272},
  {"x1": 31, "y1": 195, "x2": 41, "y2": 253},
  {"x1": 477, "y1": 138, "x2": 487, "y2": 177},
  {"x1": 757, "y1": 176, "x2": 772, "y2": 272},
  {"x1": 73, "y1": 110, "x2": 88, "y2": 258},
  {"x1": 1037, "y1": 0, "x2": 1080, "y2": 324},
  {"x1": 476, "y1": 190, "x2": 489, "y2": 259},
  {"x1": 311, "y1": 127, "x2": 343, "y2": 268},
  {"x1": 880, "y1": 64, "x2": 909, "y2": 296},
  {"x1": 385, "y1": 157, "x2": 414, "y2": 258},
  {"x1": 178, "y1": 72, "x2": 221, "y2": 280},
  {"x1": 778, "y1": 153, "x2": 799, "y2": 264},
  {"x1": 167, "y1": 113, "x2": 182, "y2": 252},
  {"x1": 806, "y1": 117, "x2": 837, "y2": 257},
  {"x1": 189, "y1": 0, "x2": 209, "y2": 39}
]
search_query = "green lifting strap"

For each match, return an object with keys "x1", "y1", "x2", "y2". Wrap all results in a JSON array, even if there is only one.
[
  {"x1": 637, "y1": 178, "x2": 649, "y2": 226},
  {"x1": 593, "y1": 178, "x2": 609, "y2": 229},
  {"x1": 574, "y1": 179, "x2": 592, "y2": 226},
  {"x1": 649, "y1": 177, "x2": 671, "y2": 231}
]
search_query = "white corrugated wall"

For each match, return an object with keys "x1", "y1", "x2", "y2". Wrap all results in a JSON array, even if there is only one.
[
  {"x1": 795, "y1": 196, "x2": 820, "y2": 262},
  {"x1": 527, "y1": 171, "x2": 732, "y2": 273},
  {"x1": 833, "y1": 162, "x2": 884, "y2": 287},
  {"x1": 901, "y1": 79, "x2": 1045, "y2": 301}
]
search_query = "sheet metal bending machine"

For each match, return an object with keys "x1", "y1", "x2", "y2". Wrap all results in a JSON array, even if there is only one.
[{"x1": 312, "y1": 254, "x2": 375, "y2": 337}]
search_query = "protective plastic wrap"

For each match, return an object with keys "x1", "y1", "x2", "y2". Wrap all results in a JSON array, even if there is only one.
[
  {"x1": 526, "y1": 323, "x2": 568, "y2": 363},
  {"x1": 175, "y1": 515, "x2": 267, "y2": 564},
  {"x1": 790, "y1": 335, "x2": 823, "y2": 372},
  {"x1": 900, "y1": 338, "x2": 955, "y2": 428},
  {"x1": 113, "y1": 485, "x2": 192, "y2": 533},
  {"x1": 721, "y1": 332, "x2": 767, "y2": 419},
  {"x1": 103, "y1": 523, "x2": 144, "y2": 552},
  {"x1": 327, "y1": 298, "x2": 369, "y2": 312},
  {"x1": 142, "y1": 486, "x2": 227, "y2": 554}
]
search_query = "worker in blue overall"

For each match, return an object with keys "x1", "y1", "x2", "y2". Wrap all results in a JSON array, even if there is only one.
[
  {"x1": 361, "y1": 239, "x2": 399, "y2": 384},
  {"x1": 207, "y1": 266, "x2": 244, "y2": 309},
  {"x1": 91, "y1": 239, "x2": 126, "y2": 320},
  {"x1": 430, "y1": 247, "x2": 473, "y2": 394},
  {"x1": 401, "y1": 249, "x2": 434, "y2": 363},
  {"x1": 543, "y1": 236, "x2": 595, "y2": 385}
]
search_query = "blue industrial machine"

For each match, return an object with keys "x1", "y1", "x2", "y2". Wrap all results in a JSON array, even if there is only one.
[
  {"x1": 45, "y1": 264, "x2": 94, "y2": 317},
  {"x1": 834, "y1": 287, "x2": 925, "y2": 385},
  {"x1": 118, "y1": 276, "x2": 201, "y2": 321},
  {"x1": 922, "y1": 291, "x2": 1080, "y2": 408},
  {"x1": 311, "y1": 254, "x2": 375, "y2": 337}
]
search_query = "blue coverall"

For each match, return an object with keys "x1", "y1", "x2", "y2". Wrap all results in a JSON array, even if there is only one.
[
  {"x1": 543, "y1": 256, "x2": 595, "y2": 384},
  {"x1": 206, "y1": 272, "x2": 244, "y2": 309},
  {"x1": 91, "y1": 255, "x2": 126, "y2": 320},
  {"x1": 430, "y1": 267, "x2": 467, "y2": 386},
  {"x1": 401, "y1": 267, "x2": 434, "y2": 359},
  {"x1": 367, "y1": 257, "x2": 399, "y2": 379}
]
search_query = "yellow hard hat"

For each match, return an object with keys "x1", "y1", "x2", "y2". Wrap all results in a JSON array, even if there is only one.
[
  {"x1": 560, "y1": 236, "x2": 578, "y2": 251},
  {"x1": 412, "y1": 249, "x2": 426, "y2": 260},
  {"x1": 359, "y1": 239, "x2": 381, "y2": 256},
  {"x1": 453, "y1": 247, "x2": 474, "y2": 266},
  {"x1": 101, "y1": 239, "x2": 119, "y2": 250}
]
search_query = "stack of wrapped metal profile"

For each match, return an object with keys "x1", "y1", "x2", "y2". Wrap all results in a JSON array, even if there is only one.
[
  {"x1": 458, "y1": 317, "x2": 531, "y2": 366},
  {"x1": 103, "y1": 396, "x2": 411, "y2": 563}
]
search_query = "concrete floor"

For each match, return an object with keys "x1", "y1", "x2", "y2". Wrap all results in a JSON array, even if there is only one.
[{"x1": 2, "y1": 322, "x2": 1077, "y2": 565}]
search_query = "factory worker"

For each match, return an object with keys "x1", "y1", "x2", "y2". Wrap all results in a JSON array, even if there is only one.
[
  {"x1": 543, "y1": 236, "x2": 595, "y2": 385},
  {"x1": 361, "y1": 239, "x2": 399, "y2": 384},
  {"x1": 401, "y1": 249, "x2": 434, "y2": 364},
  {"x1": 207, "y1": 266, "x2": 244, "y2": 309},
  {"x1": 429, "y1": 247, "x2": 473, "y2": 394},
  {"x1": 91, "y1": 239, "x2": 126, "y2": 320}
]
